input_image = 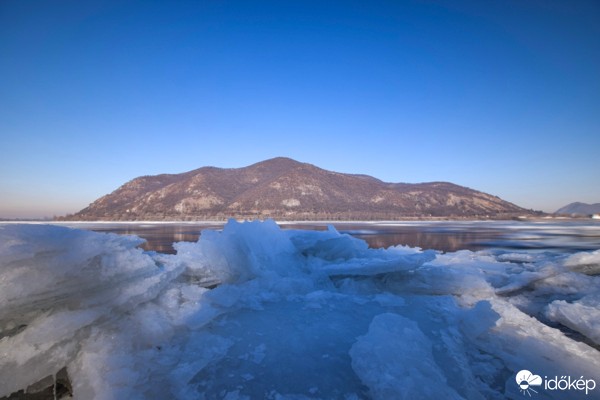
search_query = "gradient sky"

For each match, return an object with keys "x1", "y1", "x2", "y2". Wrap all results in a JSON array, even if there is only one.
[{"x1": 1, "y1": 0, "x2": 599, "y2": 218}]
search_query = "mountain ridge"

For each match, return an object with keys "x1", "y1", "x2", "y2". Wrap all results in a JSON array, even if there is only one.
[
  {"x1": 63, "y1": 157, "x2": 534, "y2": 221},
  {"x1": 555, "y1": 202, "x2": 600, "y2": 216}
]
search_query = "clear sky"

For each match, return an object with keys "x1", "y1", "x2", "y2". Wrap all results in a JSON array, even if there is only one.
[{"x1": 1, "y1": 0, "x2": 599, "y2": 218}]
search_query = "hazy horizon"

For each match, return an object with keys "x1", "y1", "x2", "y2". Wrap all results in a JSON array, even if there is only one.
[
  {"x1": 2, "y1": 155, "x2": 598, "y2": 219},
  {"x1": 2, "y1": 0, "x2": 599, "y2": 218}
]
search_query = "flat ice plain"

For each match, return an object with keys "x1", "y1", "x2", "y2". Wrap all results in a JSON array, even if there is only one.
[{"x1": 1, "y1": 220, "x2": 599, "y2": 399}]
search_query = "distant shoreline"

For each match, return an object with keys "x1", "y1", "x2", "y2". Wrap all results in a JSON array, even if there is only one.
[{"x1": 3, "y1": 215, "x2": 599, "y2": 225}]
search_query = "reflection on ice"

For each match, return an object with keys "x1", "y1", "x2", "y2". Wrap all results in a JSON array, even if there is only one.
[
  {"x1": 0, "y1": 220, "x2": 599, "y2": 399},
  {"x1": 58, "y1": 219, "x2": 600, "y2": 254}
]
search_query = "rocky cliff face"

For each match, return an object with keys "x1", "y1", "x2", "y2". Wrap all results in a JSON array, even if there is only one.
[{"x1": 65, "y1": 157, "x2": 531, "y2": 220}]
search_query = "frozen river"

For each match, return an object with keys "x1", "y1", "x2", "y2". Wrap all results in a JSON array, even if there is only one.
[
  {"x1": 1, "y1": 219, "x2": 599, "y2": 399},
  {"x1": 61, "y1": 219, "x2": 600, "y2": 254}
]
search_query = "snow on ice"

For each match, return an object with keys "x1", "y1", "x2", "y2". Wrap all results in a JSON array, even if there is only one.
[{"x1": 0, "y1": 220, "x2": 599, "y2": 399}]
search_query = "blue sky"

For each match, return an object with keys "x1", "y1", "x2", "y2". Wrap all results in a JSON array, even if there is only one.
[{"x1": 1, "y1": 0, "x2": 599, "y2": 217}]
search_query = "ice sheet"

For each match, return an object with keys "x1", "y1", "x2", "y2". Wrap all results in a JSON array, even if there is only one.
[{"x1": 0, "y1": 221, "x2": 599, "y2": 399}]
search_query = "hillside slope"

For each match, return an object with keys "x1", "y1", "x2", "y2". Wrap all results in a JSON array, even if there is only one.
[{"x1": 66, "y1": 157, "x2": 531, "y2": 220}]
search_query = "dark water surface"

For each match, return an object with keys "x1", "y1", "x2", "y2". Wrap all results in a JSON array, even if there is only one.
[{"x1": 61, "y1": 220, "x2": 600, "y2": 254}]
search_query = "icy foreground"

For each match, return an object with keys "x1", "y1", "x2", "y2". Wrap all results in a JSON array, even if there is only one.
[{"x1": 1, "y1": 221, "x2": 599, "y2": 399}]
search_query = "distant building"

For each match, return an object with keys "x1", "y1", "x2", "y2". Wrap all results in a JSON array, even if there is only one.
[{"x1": 592, "y1": 214, "x2": 600, "y2": 219}]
